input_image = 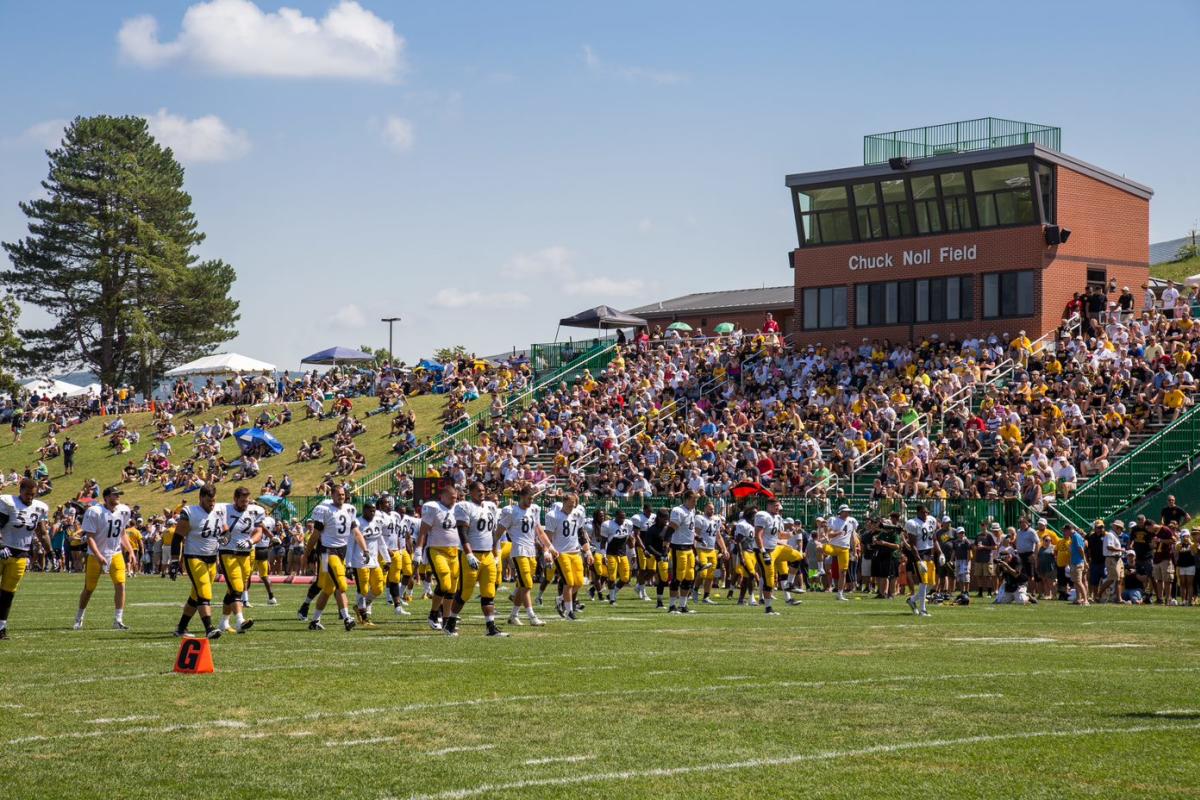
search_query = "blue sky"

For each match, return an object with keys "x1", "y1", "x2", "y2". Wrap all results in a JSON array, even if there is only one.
[{"x1": 1, "y1": 0, "x2": 1197, "y2": 370}]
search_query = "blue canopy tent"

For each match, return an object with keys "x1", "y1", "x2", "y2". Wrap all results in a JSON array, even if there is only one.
[
  {"x1": 417, "y1": 358, "x2": 445, "y2": 372},
  {"x1": 233, "y1": 427, "x2": 284, "y2": 455},
  {"x1": 301, "y1": 346, "x2": 376, "y2": 366}
]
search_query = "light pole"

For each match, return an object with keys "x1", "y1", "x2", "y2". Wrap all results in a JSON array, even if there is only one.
[{"x1": 380, "y1": 316, "x2": 401, "y2": 362}]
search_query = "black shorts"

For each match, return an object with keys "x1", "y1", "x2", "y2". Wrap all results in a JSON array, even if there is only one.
[{"x1": 881, "y1": 559, "x2": 899, "y2": 579}]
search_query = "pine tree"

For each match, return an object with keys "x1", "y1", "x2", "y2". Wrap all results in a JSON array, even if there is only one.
[
  {"x1": 1, "y1": 115, "x2": 239, "y2": 396},
  {"x1": 0, "y1": 292, "x2": 21, "y2": 397}
]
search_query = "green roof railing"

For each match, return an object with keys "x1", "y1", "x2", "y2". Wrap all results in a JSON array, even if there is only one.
[{"x1": 864, "y1": 117, "x2": 1061, "y2": 165}]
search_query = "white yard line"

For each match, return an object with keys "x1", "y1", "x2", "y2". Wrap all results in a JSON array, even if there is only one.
[
  {"x1": 428, "y1": 744, "x2": 496, "y2": 756},
  {"x1": 7, "y1": 666, "x2": 1200, "y2": 748},
  {"x1": 397, "y1": 721, "x2": 1200, "y2": 800},
  {"x1": 523, "y1": 755, "x2": 594, "y2": 766},
  {"x1": 956, "y1": 693, "x2": 1003, "y2": 699}
]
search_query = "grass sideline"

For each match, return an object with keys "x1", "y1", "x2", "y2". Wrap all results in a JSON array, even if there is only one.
[
  {"x1": 1, "y1": 574, "x2": 1198, "y2": 799},
  {"x1": 0, "y1": 394, "x2": 487, "y2": 511}
]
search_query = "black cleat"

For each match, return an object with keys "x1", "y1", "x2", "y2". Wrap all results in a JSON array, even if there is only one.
[
  {"x1": 343, "y1": 617, "x2": 356, "y2": 632},
  {"x1": 308, "y1": 620, "x2": 325, "y2": 631}
]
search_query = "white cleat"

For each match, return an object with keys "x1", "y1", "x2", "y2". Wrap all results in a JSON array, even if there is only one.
[
  {"x1": 703, "y1": 597, "x2": 717, "y2": 605},
  {"x1": 837, "y1": 592, "x2": 849, "y2": 602},
  {"x1": 72, "y1": 620, "x2": 84, "y2": 631},
  {"x1": 528, "y1": 615, "x2": 545, "y2": 627},
  {"x1": 508, "y1": 615, "x2": 523, "y2": 626},
  {"x1": 907, "y1": 596, "x2": 918, "y2": 615},
  {"x1": 919, "y1": 610, "x2": 932, "y2": 617},
  {"x1": 394, "y1": 605, "x2": 411, "y2": 616},
  {"x1": 112, "y1": 620, "x2": 130, "y2": 631},
  {"x1": 429, "y1": 618, "x2": 443, "y2": 631},
  {"x1": 267, "y1": 597, "x2": 279, "y2": 606}
]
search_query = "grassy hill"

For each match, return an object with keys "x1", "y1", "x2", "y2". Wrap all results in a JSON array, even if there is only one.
[
  {"x1": 1150, "y1": 254, "x2": 1200, "y2": 284},
  {"x1": 0, "y1": 394, "x2": 486, "y2": 514}
]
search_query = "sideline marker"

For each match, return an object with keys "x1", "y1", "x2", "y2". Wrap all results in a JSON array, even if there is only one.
[{"x1": 173, "y1": 637, "x2": 214, "y2": 674}]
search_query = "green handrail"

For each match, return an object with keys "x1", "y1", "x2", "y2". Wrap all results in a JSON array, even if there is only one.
[
  {"x1": 1058, "y1": 403, "x2": 1200, "y2": 526},
  {"x1": 352, "y1": 340, "x2": 620, "y2": 498}
]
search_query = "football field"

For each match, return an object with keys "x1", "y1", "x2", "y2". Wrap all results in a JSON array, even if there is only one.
[{"x1": 2, "y1": 574, "x2": 1198, "y2": 800}]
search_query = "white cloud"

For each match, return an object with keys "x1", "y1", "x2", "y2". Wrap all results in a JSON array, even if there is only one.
[
  {"x1": 501, "y1": 246, "x2": 575, "y2": 280},
  {"x1": 144, "y1": 109, "x2": 251, "y2": 163},
  {"x1": 118, "y1": 0, "x2": 404, "y2": 81},
  {"x1": 20, "y1": 119, "x2": 68, "y2": 148},
  {"x1": 381, "y1": 115, "x2": 414, "y2": 152},
  {"x1": 581, "y1": 44, "x2": 684, "y2": 85},
  {"x1": 328, "y1": 303, "x2": 366, "y2": 329},
  {"x1": 563, "y1": 276, "x2": 646, "y2": 297},
  {"x1": 636, "y1": 218, "x2": 654, "y2": 234},
  {"x1": 433, "y1": 289, "x2": 530, "y2": 309}
]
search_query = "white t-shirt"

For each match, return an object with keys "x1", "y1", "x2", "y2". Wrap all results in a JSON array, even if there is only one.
[
  {"x1": 905, "y1": 515, "x2": 938, "y2": 553},
  {"x1": 182, "y1": 504, "x2": 227, "y2": 557},
  {"x1": 546, "y1": 504, "x2": 587, "y2": 554},
  {"x1": 499, "y1": 502, "x2": 542, "y2": 558},
  {"x1": 827, "y1": 514, "x2": 858, "y2": 548},
  {"x1": 668, "y1": 505, "x2": 696, "y2": 547},
  {"x1": 82, "y1": 503, "x2": 132, "y2": 558},
  {"x1": 420, "y1": 501, "x2": 459, "y2": 549},
  {"x1": 0, "y1": 495, "x2": 49, "y2": 552},
  {"x1": 222, "y1": 502, "x2": 266, "y2": 552},
  {"x1": 454, "y1": 500, "x2": 498, "y2": 552},
  {"x1": 312, "y1": 501, "x2": 358, "y2": 549},
  {"x1": 754, "y1": 511, "x2": 784, "y2": 551}
]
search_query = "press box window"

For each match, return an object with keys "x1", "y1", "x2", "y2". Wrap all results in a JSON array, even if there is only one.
[
  {"x1": 855, "y1": 276, "x2": 972, "y2": 326},
  {"x1": 797, "y1": 186, "x2": 853, "y2": 246},
  {"x1": 982, "y1": 270, "x2": 1034, "y2": 318},
  {"x1": 803, "y1": 286, "x2": 847, "y2": 330},
  {"x1": 972, "y1": 164, "x2": 1036, "y2": 228}
]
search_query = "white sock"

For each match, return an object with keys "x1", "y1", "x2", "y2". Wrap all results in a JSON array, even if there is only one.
[
  {"x1": 313, "y1": 609, "x2": 323, "y2": 621},
  {"x1": 339, "y1": 608, "x2": 351, "y2": 621},
  {"x1": 75, "y1": 608, "x2": 85, "y2": 623},
  {"x1": 242, "y1": 591, "x2": 250, "y2": 603},
  {"x1": 527, "y1": 607, "x2": 537, "y2": 618},
  {"x1": 681, "y1": 595, "x2": 688, "y2": 608},
  {"x1": 235, "y1": 611, "x2": 244, "y2": 625},
  {"x1": 565, "y1": 600, "x2": 574, "y2": 614},
  {"x1": 221, "y1": 614, "x2": 231, "y2": 627},
  {"x1": 485, "y1": 613, "x2": 494, "y2": 623},
  {"x1": 114, "y1": 609, "x2": 123, "y2": 623},
  {"x1": 0, "y1": 620, "x2": 7, "y2": 631},
  {"x1": 918, "y1": 585, "x2": 928, "y2": 611}
]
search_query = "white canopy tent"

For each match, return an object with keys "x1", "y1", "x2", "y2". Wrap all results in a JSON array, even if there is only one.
[
  {"x1": 22, "y1": 378, "x2": 90, "y2": 397},
  {"x1": 165, "y1": 353, "x2": 277, "y2": 377}
]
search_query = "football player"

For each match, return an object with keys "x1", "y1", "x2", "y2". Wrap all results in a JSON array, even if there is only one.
[
  {"x1": 904, "y1": 505, "x2": 938, "y2": 617},
  {"x1": 218, "y1": 487, "x2": 265, "y2": 634},
  {"x1": 172, "y1": 484, "x2": 228, "y2": 640},
  {"x1": 450, "y1": 482, "x2": 506, "y2": 637},
  {"x1": 414, "y1": 482, "x2": 461, "y2": 635},
  {"x1": 497, "y1": 483, "x2": 553, "y2": 626},
  {"x1": 308, "y1": 484, "x2": 368, "y2": 631},
  {"x1": 634, "y1": 509, "x2": 671, "y2": 609},
  {"x1": 601, "y1": 508, "x2": 633, "y2": 604},
  {"x1": 378, "y1": 496, "x2": 411, "y2": 616},
  {"x1": 695, "y1": 501, "x2": 728, "y2": 604},
  {"x1": 348, "y1": 501, "x2": 387, "y2": 628},
  {"x1": 0, "y1": 478, "x2": 51, "y2": 640},
  {"x1": 545, "y1": 493, "x2": 590, "y2": 621},
  {"x1": 74, "y1": 486, "x2": 133, "y2": 630},
  {"x1": 753, "y1": 501, "x2": 783, "y2": 615},
  {"x1": 732, "y1": 507, "x2": 759, "y2": 606},
  {"x1": 245, "y1": 511, "x2": 278, "y2": 607},
  {"x1": 666, "y1": 491, "x2": 700, "y2": 613},
  {"x1": 826, "y1": 505, "x2": 858, "y2": 602},
  {"x1": 630, "y1": 502, "x2": 654, "y2": 600}
]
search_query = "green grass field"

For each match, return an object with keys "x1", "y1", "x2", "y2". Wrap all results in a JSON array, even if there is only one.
[
  {"x1": 1150, "y1": 253, "x2": 1200, "y2": 284},
  {"x1": 1, "y1": 574, "x2": 1198, "y2": 799},
  {"x1": 1, "y1": 393, "x2": 485, "y2": 511}
]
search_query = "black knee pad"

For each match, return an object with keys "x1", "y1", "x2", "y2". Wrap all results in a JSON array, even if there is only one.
[{"x1": 223, "y1": 591, "x2": 237, "y2": 605}]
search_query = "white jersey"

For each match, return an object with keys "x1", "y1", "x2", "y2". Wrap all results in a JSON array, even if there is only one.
[
  {"x1": 499, "y1": 503, "x2": 542, "y2": 558},
  {"x1": 695, "y1": 515, "x2": 717, "y2": 550},
  {"x1": 348, "y1": 514, "x2": 386, "y2": 569},
  {"x1": 0, "y1": 495, "x2": 49, "y2": 552},
  {"x1": 733, "y1": 519, "x2": 757, "y2": 551},
  {"x1": 630, "y1": 512, "x2": 653, "y2": 534},
  {"x1": 454, "y1": 500, "x2": 498, "y2": 552},
  {"x1": 828, "y1": 515, "x2": 858, "y2": 548},
  {"x1": 379, "y1": 510, "x2": 402, "y2": 551},
  {"x1": 669, "y1": 505, "x2": 697, "y2": 547},
  {"x1": 905, "y1": 515, "x2": 938, "y2": 553},
  {"x1": 421, "y1": 501, "x2": 459, "y2": 549},
  {"x1": 81, "y1": 503, "x2": 132, "y2": 558},
  {"x1": 754, "y1": 511, "x2": 784, "y2": 550},
  {"x1": 401, "y1": 514, "x2": 420, "y2": 550},
  {"x1": 182, "y1": 504, "x2": 227, "y2": 557},
  {"x1": 545, "y1": 504, "x2": 587, "y2": 554},
  {"x1": 312, "y1": 501, "x2": 358, "y2": 549},
  {"x1": 257, "y1": 516, "x2": 277, "y2": 551},
  {"x1": 222, "y1": 502, "x2": 266, "y2": 552}
]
